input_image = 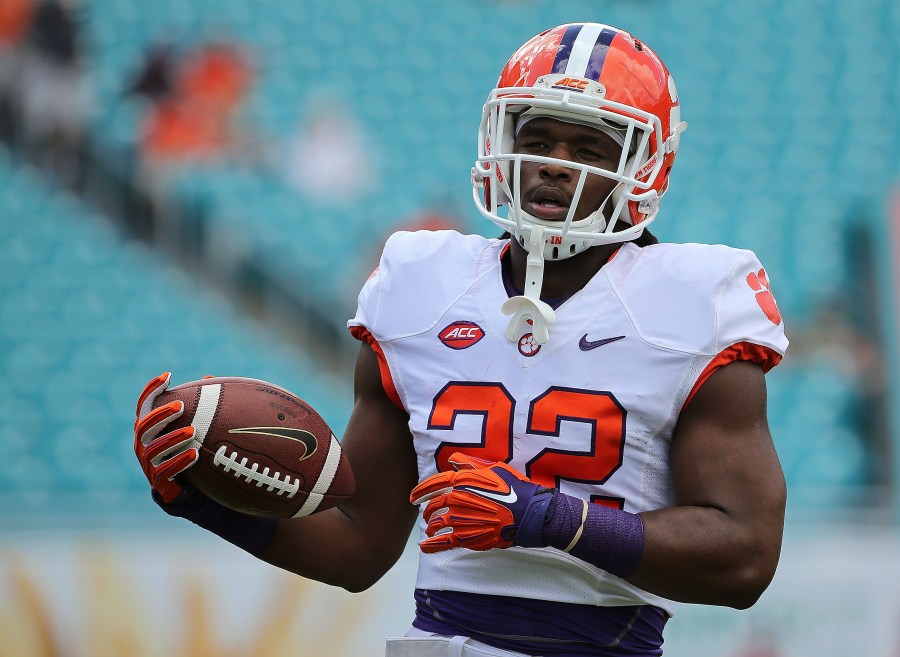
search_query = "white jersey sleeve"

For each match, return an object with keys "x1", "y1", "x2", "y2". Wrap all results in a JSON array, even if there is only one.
[
  {"x1": 689, "y1": 246, "x2": 787, "y2": 406},
  {"x1": 348, "y1": 230, "x2": 502, "y2": 410},
  {"x1": 349, "y1": 230, "x2": 494, "y2": 341},
  {"x1": 606, "y1": 242, "x2": 787, "y2": 409},
  {"x1": 715, "y1": 249, "x2": 787, "y2": 360}
]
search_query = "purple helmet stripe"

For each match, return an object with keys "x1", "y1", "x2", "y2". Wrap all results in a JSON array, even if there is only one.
[
  {"x1": 584, "y1": 28, "x2": 618, "y2": 80},
  {"x1": 550, "y1": 24, "x2": 583, "y2": 74}
]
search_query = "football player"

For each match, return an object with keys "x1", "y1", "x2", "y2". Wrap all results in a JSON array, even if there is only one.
[{"x1": 135, "y1": 23, "x2": 788, "y2": 657}]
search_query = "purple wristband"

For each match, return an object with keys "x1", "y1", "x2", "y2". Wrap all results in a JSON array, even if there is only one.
[
  {"x1": 153, "y1": 489, "x2": 278, "y2": 557},
  {"x1": 542, "y1": 492, "x2": 644, "y2": 578}
]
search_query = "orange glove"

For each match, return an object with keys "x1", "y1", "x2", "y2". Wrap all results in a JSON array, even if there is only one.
[
  {"x1": 409, "y1": 452, "x2": 554, "y2": 553},
  {"x1": 133, "y1": 372, "x2": 199, "y2": 503}
]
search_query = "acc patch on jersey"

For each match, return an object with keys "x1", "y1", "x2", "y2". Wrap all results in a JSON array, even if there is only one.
[{"x1": 439, "y1": 321, "x2": 485, "y2": 349}]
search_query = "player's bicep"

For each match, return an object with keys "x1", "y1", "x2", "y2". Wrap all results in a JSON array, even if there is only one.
[
  {"x1": 671, "y1": 359, "x2": 786, "y2": 523},
  {"x1": 340, "y1": 341, "x2": 419, "y2": 537},
  {"x1": 631, "y1": 359, "x2": 786, "y2": 606}
]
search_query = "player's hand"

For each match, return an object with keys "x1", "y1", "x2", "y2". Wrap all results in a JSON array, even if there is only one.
[
  {"x1": 409, "y1": 452, "x2": 555, "y2": 553},
  {"x1": 133, "y1": 372, "x2": 199, "y2": 504}
]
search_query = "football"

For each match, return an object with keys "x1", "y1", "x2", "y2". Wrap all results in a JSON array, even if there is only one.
[{"x1": 154, "y1": 376, "x2": 355, "y2": 518}]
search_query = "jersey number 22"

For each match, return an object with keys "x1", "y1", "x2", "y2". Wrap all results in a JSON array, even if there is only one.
[{"x1": 429, "y1": 382, "x2": 627, "y2": 508}]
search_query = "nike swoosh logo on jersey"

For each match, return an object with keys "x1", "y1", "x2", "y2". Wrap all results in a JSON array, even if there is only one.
[
  {"x1": 228, "y1": 427, "x2": 318, "y2": 460},
  {"x1": 457, "y1": 485, "x2": 517, "y2": 505},
  {"x1": 578, "y1": 334, "x2": 626, "y2": 351}
]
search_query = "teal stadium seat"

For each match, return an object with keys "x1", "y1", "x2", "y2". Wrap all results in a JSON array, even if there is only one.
[
  {"x1": 765, "y1": 360, "x2": 870, "y2": 518},
  {"x1": 0, "y1": 155, "x2": 352, "y2": 521}
]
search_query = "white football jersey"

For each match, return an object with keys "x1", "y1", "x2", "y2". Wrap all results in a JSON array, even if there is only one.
[{"x1": 349, "y1": 230, "x2": 787, "y2": 616}]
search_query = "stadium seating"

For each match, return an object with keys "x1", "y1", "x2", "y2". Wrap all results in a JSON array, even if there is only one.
[{"x1": 0, "y1": 150, "x2": 352, "y2": 521}]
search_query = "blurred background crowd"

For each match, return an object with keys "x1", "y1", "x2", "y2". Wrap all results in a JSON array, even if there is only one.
[{"x1": 0, "y1": 1, "x2": 899, "y2": 656}]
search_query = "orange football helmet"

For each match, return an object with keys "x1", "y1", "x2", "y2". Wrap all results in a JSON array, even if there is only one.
[{"x1": 472, "y1": 23, "x2": 688, "y2": 260}]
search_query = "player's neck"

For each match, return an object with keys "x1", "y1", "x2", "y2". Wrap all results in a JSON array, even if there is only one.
[{"x1": 506, "y1": 240, "x2": 620, "y2": 302}]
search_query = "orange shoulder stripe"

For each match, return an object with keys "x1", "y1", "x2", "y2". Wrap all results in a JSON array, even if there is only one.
[
  {"x1": 348, "y1": 325, "x2": 403, "y2": 410},
  {"x1": 682, "y1": 341, "x2": 782, "y2": 411}
]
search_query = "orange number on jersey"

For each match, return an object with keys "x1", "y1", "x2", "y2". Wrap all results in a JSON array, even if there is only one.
[
  {"x1": 526, "y1": 387, "x2": 626, "y2": 509},
  {"x1": 430, "y1": 382, "x2": 514, "y2": 473},
  {"x1": 430, "y1": 383, "x2": 626, "y2": 507}
]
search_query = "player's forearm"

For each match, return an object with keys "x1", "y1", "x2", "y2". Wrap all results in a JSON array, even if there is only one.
[
  {"x1": 540, "y1": 492, "x2": 781, "y2": 609},
  {"x1": 629, "y1": 505, "x2": 782, "y2": 608},
  {"x1": 261, "y1": 502, "x2": 413, "y2": 593}
]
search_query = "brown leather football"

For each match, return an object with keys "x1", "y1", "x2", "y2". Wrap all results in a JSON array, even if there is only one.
[{"x1": 154, "y1": 376, "x2": 355, "y2": 518}]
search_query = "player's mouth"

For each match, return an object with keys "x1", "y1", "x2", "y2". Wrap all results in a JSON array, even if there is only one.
[{"x1": 524, "y1": 187, "x2": 572, "y2": 221}]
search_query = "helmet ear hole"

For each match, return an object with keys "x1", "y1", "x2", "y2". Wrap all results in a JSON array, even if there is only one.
[{"x1": 659, "y1": 165, "x2": 672, "y2": 195}]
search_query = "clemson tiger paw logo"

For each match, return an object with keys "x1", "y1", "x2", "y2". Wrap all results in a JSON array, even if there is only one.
[
  {"x1": 746, "y1": 269, "x2": 782, "y2": 325},
  {"x1": 518, "y1": 333, "x2": 541, "y2": 357}
]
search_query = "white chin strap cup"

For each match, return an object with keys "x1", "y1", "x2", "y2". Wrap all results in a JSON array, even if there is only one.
[{"x1": 501, "y1": 225, "x2": 557, "y2": 345}]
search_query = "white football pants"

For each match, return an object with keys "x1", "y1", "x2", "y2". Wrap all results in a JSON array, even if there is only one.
[{"x1": 385, "y1": 628, "x2": 532, "y2": 657}]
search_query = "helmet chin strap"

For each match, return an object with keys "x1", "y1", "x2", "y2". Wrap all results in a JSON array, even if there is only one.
[{"x1": 501, "y1": 225, "x2": 557, "y2": 345}]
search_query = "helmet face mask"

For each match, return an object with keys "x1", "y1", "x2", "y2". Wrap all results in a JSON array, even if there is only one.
[{"x1": 472, "y1": 23, "x2": 687, "y2": 261}]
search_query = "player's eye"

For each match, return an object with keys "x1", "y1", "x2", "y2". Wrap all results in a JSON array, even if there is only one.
[
  {"x1": 580, "y1": 147, "x2": 618, "y2": 168},
  {"x1": 519, "y1": 140, "x2": 547, "y2": 152}
]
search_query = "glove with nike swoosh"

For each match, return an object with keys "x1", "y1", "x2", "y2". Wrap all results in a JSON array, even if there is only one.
[{"x1": 410, "y1": 452, "x2": 556, "y2": 553}]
